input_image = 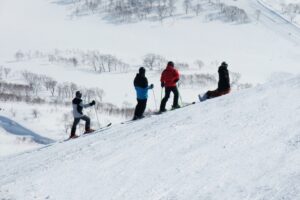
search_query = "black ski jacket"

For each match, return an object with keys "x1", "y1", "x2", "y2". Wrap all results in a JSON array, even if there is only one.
[
  {"x1": 218, "y1": 65, "x2": 230, "y2": 91},
  {"x1": 134, "y1": 73, "x2": 148, "y2": 88}
]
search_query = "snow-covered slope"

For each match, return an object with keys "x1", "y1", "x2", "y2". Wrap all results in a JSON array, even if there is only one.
[
  {"x1": 1, "y1": 0, "x2": 300, "y2": 161},
  {"x1": 0, "y1": 73, "x2": 299, "y2": 199}
]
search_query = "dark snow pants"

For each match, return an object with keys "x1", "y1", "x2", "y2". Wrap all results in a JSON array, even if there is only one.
[
  {"x1": 134, "y1": 99, "x2": 147, "y2": 118},
  {"x1": 70, "y1": 115, "x2": 90, "y2": 136},
  {"x1": 160, "y1": 86, "x2": 179, "y2": 111},
  {"x1": 206, "y1": 88, "x2": 231, "y2": 99}
]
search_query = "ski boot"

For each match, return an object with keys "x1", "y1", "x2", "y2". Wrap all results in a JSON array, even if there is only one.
[
  {"x1": 171, "y1": 104, "x2": 181, "y2": 110},
  {"x1": 69, "y1": 134, "x2": 79, "y2": 139},
  {"x1": 84, "y1": 128, "x2": 95, "y2": 134}
]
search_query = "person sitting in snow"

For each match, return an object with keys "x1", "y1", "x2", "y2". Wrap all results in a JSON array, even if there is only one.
[
  {"x1": 70, "y1": 91, "x2": 96, "y2": 139},
  {"x1": 133, "y1": 67, "x2": 154, "y2": 120},
  {"x1": 199, "y1": 62, "x2": 231, "y2": 101},
  {"x1": 159, "y1": 61, "x2": 180, "y2": 112}
]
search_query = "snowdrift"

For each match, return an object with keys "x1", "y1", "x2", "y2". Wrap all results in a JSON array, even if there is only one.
[
  {"x1": 0, "y1": 116, "x2": 54, "y2": 157},
  {"x1": 0, "y1": 73, "x2": 300, "y2": 199},
  {"x1": 0, "y1": 116, "x2": 54, "y2": 145}
]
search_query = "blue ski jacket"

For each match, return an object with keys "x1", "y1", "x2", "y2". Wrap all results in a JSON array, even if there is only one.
[
  {"x1": 135, "y1": 86, "x2": 152, "y2": 100},
  {"x1": 134, "y1": 73, "x2": 152, "y2": 100}
]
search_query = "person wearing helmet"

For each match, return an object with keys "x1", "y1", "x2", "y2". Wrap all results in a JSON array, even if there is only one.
[
  {"x1": 159, "y1": 61, "x2": 180, "y2": 112},
  {"x1": 133, "y1": 67, "x2": 154, "y2": 120},
  {"x1": 70, "y1": 91, "x2": 96, "y2": 138},
  {"x1": 199, "y1": 62, "x2": 231, "y2": 101}
]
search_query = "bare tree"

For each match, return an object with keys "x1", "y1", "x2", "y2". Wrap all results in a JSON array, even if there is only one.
[
  {"x1": 71, "y1": 57, "x2": 78, "y2": 67},
  {"x1": 193, "y1": 1, "x2": 202, "y2": 16},
  {"x1": 157, "y1": 0, "x2": 168, "y2": 21},
  {"x1": 183, "y1": 0, "x2": 193, "y2": 14},
  {"x1": 44, "y1": 77, "x2": 57, "y2": 96},
  {"x1": 168, "y1": 0, "x2": 177, "y2": 16},
  {"x1": 4, "y1": 68, "x2": 11, "y2": 78},
  {"x1": 21, "y1": 71, "x2": 43, "y2": 96},
  {"x1": 143, "y1": 54, "x2": 167, "y2": 70},
  {"x1": 194, "y1": 60, "x2": 204, "y2": 70},
  {"x1": 15, "y1": 51, "x2": 25, "y2": 61},
  {"x1": 32, "y1": 109, "x2": 39, "y2": 118}
]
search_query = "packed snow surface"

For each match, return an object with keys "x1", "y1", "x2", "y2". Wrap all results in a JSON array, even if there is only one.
[{"x1": 0, "y1": 73, "x2": 300, "y2": 199}]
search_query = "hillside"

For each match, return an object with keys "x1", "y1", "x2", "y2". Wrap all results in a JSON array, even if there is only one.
[
  {"x1": 0, "y1": 73, "x2": 299, "y2": 199},
  {"x1": 0, "y1": 0, "x2": 300, "y2": 155}
]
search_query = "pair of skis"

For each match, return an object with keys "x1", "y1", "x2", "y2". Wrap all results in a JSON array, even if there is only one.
[
  {"x1": 66, "y1": 123, "x2": 112, "y2": 140},
  {"x1": 68, "y1": 101, "x2": 197, "y2": 139},
  {"x1": 154, "y1": 102, "x2": 196, "y2": 115},
  {"x1": 121, "y1": 101, "x2": 196, "y2": 124}
]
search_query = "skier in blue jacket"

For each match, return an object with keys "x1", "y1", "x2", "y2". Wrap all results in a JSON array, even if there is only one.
[{"x1": 133, "y1": 67, "x2": 154, "y2": 120}]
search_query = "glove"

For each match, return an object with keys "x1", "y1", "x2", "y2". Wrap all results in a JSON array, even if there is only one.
[
  {"x1": 161, "y1": 82, "x2": 165, "y2": 88},
  {"x1": 149, "y1": 84, "x2": 154, "y2": 89},
  {"x1": 174, "y1": 79, "x2": 179, "y2": 83},
  {"x1": 90, "y1": 100, "x2": 96, "y2": 106}
]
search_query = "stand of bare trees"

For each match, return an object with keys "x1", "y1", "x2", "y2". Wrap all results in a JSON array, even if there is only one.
[
  {"x1": 69, "y1": 0, "x2": 180, "y2": 22},
  {"x1": 55, "y1": 0, "x2": 250, "y2": 23},
  {"x1": 142, "y1": 53, "x2": 167, "y2": 70},
  {"x1": 15, "y1": 50, "x2": 130, "y2": 74},
  {"x1": 0, "y1": 71, "x2": 105, "y2": 107},
  {"x1": 206, "y1": 2, "x2": 249, "y2": 23},
  {"x1": 180, "y1": 73, "x2": 217, "y2": 88},
  {"x1": 281, "y1": 3, "x2": 300, "y2": 22}
]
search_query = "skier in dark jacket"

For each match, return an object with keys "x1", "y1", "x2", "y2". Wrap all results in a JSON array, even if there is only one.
[
  {"x1": 199, "y1": 62, "x2": 231, "y2": 101},
  {"x1": 159, "y1": 61, "x2": 180, "y2": 112},
  {"x1": 70, "y1": 91, "x2": 96, "y2": 138},
  {"x1": 133, "y1": 67, "x2": 154, "y2": 120}
]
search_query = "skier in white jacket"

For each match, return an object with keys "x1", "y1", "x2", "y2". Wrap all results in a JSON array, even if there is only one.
[{"x1": 70, "y1": 91, "x2": 95, "y2": 139}]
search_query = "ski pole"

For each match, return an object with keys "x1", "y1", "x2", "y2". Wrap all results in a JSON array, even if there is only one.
[
  {"x1": 179, "y1": 91, "x2": 183, "y2": 106},
  {"x1": 160, "y1": 87, "x2": 163, "y2": 102},
  {"x1": 94, "y1": 106, "x2": 101, "y2": 129},
  {"x1": 152, "y1": 89, "x2": 158, "y2": 111},
  {"x1": 177, "y1": 82, "x2": 183, "y2": 106}
]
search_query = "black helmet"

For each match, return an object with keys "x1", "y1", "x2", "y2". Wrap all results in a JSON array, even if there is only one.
[
  {"x1": 75, "y1": 91, "x2": 82, "y2": 98},
  {"x1": 139, "y1": 67, "x2": 146, "y2": 75}
]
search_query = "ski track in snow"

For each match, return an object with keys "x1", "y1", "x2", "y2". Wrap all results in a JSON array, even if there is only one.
[
  {"x1": 0, "y1": 74, "x2": 300, "y2": 199},
  {"x1": 252, "y1": 0, "x2": 300, "y2": 44}
]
